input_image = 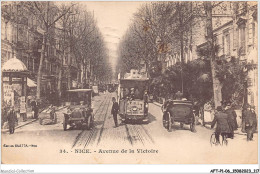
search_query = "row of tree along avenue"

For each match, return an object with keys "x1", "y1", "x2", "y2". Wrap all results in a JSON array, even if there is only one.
[
  {"x1": 1, "y1": 2, "x2": 112, "y2": 107},
  {"x1": 117, "y1": 1, "x2": 258, "y2": 124}
]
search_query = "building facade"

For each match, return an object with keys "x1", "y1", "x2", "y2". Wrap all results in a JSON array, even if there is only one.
[
  {"x1": 164, "y1": 1, "x2": 258, "y2": 109},
  {"x1": 1, "y1": 2, "x2": 82, "y2": 100}
]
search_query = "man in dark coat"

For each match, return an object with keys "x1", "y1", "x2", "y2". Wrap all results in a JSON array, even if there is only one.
[
  {"x1": 244, "y1": 106, "x2": 257, "y2": 141},
  {"x1": 111, "y1": 97, "x2": 119, "y2": 127},
  {"x1": 211, "y1": 106, "x2": 231, "y2": 144},
  {"x1": 7, "y1": 106, "x2": 17, "y2": 134},
  {"x1": 33, "y1": 101, "x2": 39, "y2": 119},
  {"x1": 143, "y1": 90, "x2": 149, "y2": 103},
  {"x1": 225, "y1": 104, "x2": 238, "y2": 139}
]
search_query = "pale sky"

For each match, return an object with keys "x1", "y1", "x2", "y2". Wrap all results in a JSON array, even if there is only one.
[{"x1": 80, "y1": 1, "x2": 145, "y2": 73}]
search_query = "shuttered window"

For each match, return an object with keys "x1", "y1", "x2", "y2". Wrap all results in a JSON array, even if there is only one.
[
  {"x1": 233, "y1": 28, "x2": 239, "y2": 49},
  {"x1": 252, "y1": 23, "x2": 256, "y2": 47},
  {"x1": 240, "y1": 25, "x2": 246, "y2": 55}
]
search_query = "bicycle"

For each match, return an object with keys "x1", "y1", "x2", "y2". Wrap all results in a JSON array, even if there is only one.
[{"x1": 210, "y1": 132, "x2": 228, "y2": 146}]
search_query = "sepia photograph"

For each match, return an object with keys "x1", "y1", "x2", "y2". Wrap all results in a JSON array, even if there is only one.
[{"x1": 0, "y1": 0, "x2": 258, "y2": 168}]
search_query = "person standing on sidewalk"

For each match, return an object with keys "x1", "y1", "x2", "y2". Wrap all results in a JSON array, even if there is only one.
[
  {"x1": 33, "y1": 101, "x2": 39, "y2": 119},
  {"x1": 111, "y1": 97, "x2": 119, "y2": 127},
  {"x1": 225, "y1": 103, "x2": 238, "y2": 139},
  {"x1": 7, "y1": 106, "x2": 17, "y2": 134},
  {"x1": 244, "y1": 106, "x2": 257, "y2": 141}
]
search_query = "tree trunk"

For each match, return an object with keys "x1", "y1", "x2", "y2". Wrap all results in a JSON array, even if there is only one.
[
  {"x1": 178, "y1": 2, "x2": 184, "y2": 63},
  {"x1": 68, "y1": 68, "x2": 71, "y2": 90},
  {"x1": 204, "y1": 2, "x2": 222, "y2": 108},
  {"x1": 36, "y1": 33, "x2": 47, "y2": 100},
  {"x1": 82, "y1": 64, "x2": 86, "y2": 87},
  {"x1": 57, "y1": 65, "x2": 62, "y2": 101}
]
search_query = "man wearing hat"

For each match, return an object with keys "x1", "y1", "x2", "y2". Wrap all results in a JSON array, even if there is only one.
[
  {"x1": 211, "y1": 106, "x2": 231, "y2": 144},
  {"x1": 111, "y1": 97, "x2": 119, "y2": 127},
  {"x1": 7, "y1": 106, "x2": 17, "y2": 134},
  {"x1": 243, "y1": 105, "x2": 257, "y2": 141},
  {"x1": 225, "y1": 103, "x2": 238, "y2": 139}
]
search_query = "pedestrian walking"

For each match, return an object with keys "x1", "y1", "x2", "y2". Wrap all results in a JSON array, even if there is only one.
[
  {"x1": 225, "y1": 103, "x2": 238, "y2": 139},
  {"x1": 243, "y1": 105, "x2": 257, "y2": 141},
  {"x1": 211, "y1": 106, "x2": 232, "y2": 145},
  {"x1": 111, "y1": 97, "x2": 119, "y2": 127},
  {"x1": 7, "y1": 106, "x2": 17, "y2": 134}
]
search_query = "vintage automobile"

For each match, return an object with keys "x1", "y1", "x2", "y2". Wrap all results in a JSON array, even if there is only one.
[
  {"x1": 162, "y1": 99, "x2": 195, "y2": 132},
  {"x1": 118, "y1": 78, "x2": 149, "y2": 123},
  {"x1": 107, "y1": 83, "x2": 118, "y2": 93},
  {"x1": 63, "y1": 89, "x2": 94, "y2": 131}
]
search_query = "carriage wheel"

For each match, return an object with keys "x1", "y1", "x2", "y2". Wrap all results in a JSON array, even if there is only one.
[
  {"x1": 63, "y1": 117, "x2": 67, "y2": 131},
  {"x1": 166, "y1": 112, "x2": 172, "y2": 132},
  {"x1": 190, "y1": 122, "x2": 195, "y2": 132},
  {"x1": 86, "y1": 116, "x2": 92, "y2": 130},
  {"x1": 190, "y1": 114, "x2": 196, "y2": 132},
  {"x1": 162, "y1": 113, "x2": 166, "y2": 128}
]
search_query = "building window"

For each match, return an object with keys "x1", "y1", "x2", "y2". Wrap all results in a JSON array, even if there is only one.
[
  {"x1": 239, "y1": 25, "x2": 246, "y2": 55},
  {"x1": 223, "y1": 30, "x2": 230, "y2": 56},
  {"x1": 233, "y1": 28, "x2": 239, "y2": 49}
]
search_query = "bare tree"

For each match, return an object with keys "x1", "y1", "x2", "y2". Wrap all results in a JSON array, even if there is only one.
[{"x1": 23, "y1": 2, "x2": 75, "y2": 99}]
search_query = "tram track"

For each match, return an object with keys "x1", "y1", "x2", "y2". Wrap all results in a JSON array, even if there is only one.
[
  {"x1": 96, "y1": 94, "x2": 111, "y2": 145},
  {"x1": 72, "y1": 93, "x2": 156, "y2": 148},
  {"x1": 124, "y1": 119, "x2": 155, "y2": 146},
  {"x1": 72, "y1": 93, "x2": 111, "y2": 148},
  {"x1": 83, "y1": 93, "x2": 111, "y2": 147}
]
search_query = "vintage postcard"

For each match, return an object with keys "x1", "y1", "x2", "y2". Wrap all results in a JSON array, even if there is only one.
[{"x1": 1, "y1": 1, "x2": 258, "y2": 166}]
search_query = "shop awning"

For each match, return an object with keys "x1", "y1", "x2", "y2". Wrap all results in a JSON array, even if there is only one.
[{"x1": 27, "y1": 78, "x2": 37, "y2": 87}]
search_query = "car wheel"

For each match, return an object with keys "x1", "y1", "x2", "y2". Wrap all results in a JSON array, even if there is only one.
[
  {"x1": 63, "y1": 117, "x2": 67, "y2": 131},
  {"x1": 86, "y1": 116, "x2": 91, "y2": 130},
  {"x1": 166, "y1": 112, "x2": 172, "y2": 132}
]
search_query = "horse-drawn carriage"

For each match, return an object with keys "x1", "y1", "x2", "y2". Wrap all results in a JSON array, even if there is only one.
[
  {"x1": 162, "y1": 99, "x2": 195, "y2": 132},
  {"x1": 63, "y1": 89, "x2": 94, "y2": 131}
]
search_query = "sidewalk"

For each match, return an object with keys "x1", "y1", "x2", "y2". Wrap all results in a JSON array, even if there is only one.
[{"x1": 1, "y1": 105, "x2": 66, "y2": 133}]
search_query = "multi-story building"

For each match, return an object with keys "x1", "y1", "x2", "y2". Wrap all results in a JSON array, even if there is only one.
[
  {"x1": 233, "y1": 2, "x2": 258, "y2": 110},
  {"x1": 1, "y1": 2, "x2": 82, "y2": 99},
  {"x1": 165, "y1": 2, "x2": 234, "y2": 69},
  {"x1": 164, "y1": 1, "x2": 258, "y2": 109}
]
